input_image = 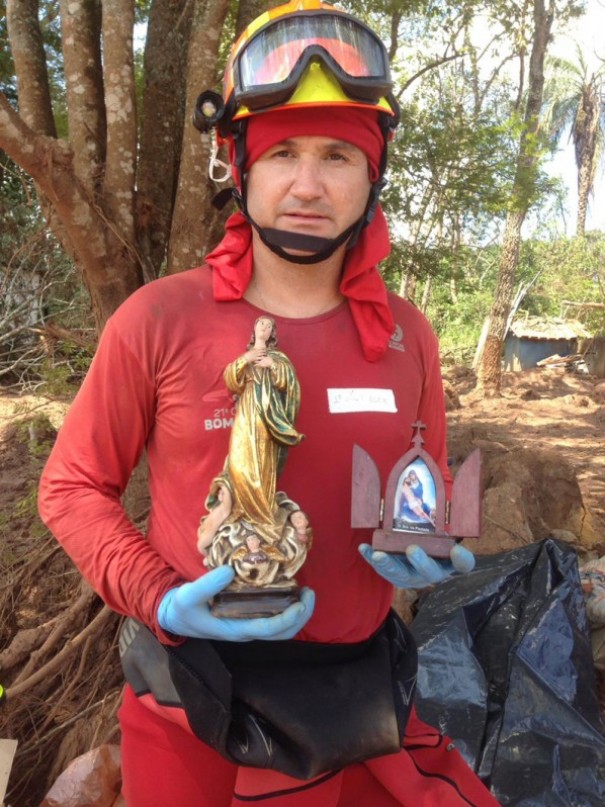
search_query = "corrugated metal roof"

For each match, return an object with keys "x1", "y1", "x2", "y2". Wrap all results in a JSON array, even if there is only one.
[{"x1": 508, "y1": 316, "x2": 591, "y2": 340}]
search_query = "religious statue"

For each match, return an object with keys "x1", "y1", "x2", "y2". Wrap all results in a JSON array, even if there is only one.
[{"x1": 197, "y1": 316, "x2": 312, "y2": 616}]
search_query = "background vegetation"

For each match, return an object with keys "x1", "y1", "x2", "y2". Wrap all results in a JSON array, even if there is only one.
[{"x1": 1, "y1": 0, "x2": 604, "y2": 392}]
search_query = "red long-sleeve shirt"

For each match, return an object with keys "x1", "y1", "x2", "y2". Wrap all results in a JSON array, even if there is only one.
[{"x1": 38, "y1": 267, "x2": 449, "y2": 645}]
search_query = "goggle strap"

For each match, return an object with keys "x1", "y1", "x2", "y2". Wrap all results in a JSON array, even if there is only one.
[
  {"x1": 212, "y1": 187, "x2": 238, "y2": 211},
  {"x1": 338, "y1": 173, "x2": 386, "y2": 253}
]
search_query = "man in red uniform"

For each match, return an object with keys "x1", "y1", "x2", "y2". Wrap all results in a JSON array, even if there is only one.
[{"x1": 39, "y1": 2, "x2": 499, "y2": 804}]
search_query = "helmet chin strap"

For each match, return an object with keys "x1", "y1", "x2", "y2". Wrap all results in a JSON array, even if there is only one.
[
  {"x1": 221, "y1": 175, "x2": 385, "y2": 265},
  {"x1": 249, "y1": 219, "x2": 358, "y2": 265}
]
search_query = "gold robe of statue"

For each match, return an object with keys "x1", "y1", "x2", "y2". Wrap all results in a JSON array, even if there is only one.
[{"x1": 216, "y1": 349, "x2": 304, "y2": 542}]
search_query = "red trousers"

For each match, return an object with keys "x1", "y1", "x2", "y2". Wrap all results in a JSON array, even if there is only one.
[{"x1": 118, "y1": 686, "x2": 500, "y2": 806}]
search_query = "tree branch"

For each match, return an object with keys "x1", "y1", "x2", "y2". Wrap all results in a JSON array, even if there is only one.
[
  {"x1": 59, "y1": 0, "x2": 106, "y2": 193},
  {"x1": 6, "y1": 0, "x2": 56, "y2": 135},
  {"x1": 102, "y1": 0, "x2": 137, "y2": 244},
  {"x1": 6, "y1": 604, "x2": 114, "y2": 699},
  {"x1": 397, "y1": 53, "x2": 463, "y2": 97}
]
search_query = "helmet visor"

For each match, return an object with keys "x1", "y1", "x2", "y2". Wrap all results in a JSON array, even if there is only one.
[{"x1": 235, "y1": 12, "x2": 391, "y2": 110}]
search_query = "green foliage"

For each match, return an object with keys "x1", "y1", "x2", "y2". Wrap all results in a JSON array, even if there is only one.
[
  {"x1": 424, "y1": 232, "x2": 605, "y2": 359},
  {"x1": 385, "y1": 99, "x2": 518, "y2": 221},
  {"x1": 39, "y1": 341, "x2": 94, "y2": 396},
  {"x1": 543, "y1": 48, "x2": 605, "y2": 207},
  {"x1": 2, "y1": 0, "x2": 603, "y2": 384},
  {"x1": 519, "y1": 233, "x2": 605, "y2": 333},
  {"x1": 426, "y1": 243, "x2": 500, "y2": 351},
  {"x1": 381, "y1": 240, "x2": 455, "y2": 292}
]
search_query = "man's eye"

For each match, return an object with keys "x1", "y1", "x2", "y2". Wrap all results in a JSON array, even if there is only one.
[{"x1": 327, "y1": 152, "x2": 347, "y2": 162}]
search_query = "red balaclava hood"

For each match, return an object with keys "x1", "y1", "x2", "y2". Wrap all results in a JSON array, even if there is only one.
[{"x1": 206, "y1": 106, "x2": 394, "y2": 362}]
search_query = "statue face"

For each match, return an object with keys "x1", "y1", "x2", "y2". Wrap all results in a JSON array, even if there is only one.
[
  {"x1": 290, "y1": 510, "x2": 308, "y2": 530},
  {"x1": 255, "y1": 317, "x2": 273, "y2": 341},
  {"x1": 246, "y1": 534, "x2": 261, "y2": 551}
]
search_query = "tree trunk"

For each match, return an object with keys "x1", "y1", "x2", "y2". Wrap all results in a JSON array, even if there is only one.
[
  {"x1": 472, "y1": 315, "x2": 491, "y2": 370},
  {"x1": 102, "y1": 0, "x2": 137, "y2": 244},
  {"x1": 6, "y1": 0, "x2": 56, "y2": 135},
  {"x1": 576, "y1": 159, "x2": 591, "y2": 238},
  {"x1": 236, "y1": 0, "x2": 267, "y2": 30},
  {"x1": 1, "y1": 0, "x2": 330, "y2": 332},
  {"x1": 136, "y1": 0, "x2": 191, "y2": 278},
  {"x1": 575, "y1": 85, "x2": 600, "y2": 238},
  {"x1": 168, "y1": 0, "x2": 232, "y2": 273},
  {"x1": 2, "y1": 0, "x2": 286, "y2": 332},
  {"x1": 478, "y1": 210, "x2": 524, "y2": 390},
  {"x1": 0, "y1": 94, "x2": 141, "y2": 330},
  {"x1": 450, "y1": 276, "x2": 458, "y2": 305},
  {"x1": 476, "y1": 0, "x2": 554, "y2": 394},
  {"x1": 59, "y1": 0, "x2": 105, "y2": 192},
  {"x1": 420, "y1": 275, "x2": 433, "y2": 314},
  {"x1": 576, "y1": 110, "x2": 601, "y2": 238},
  {"x1": 400, "y1": 273, "x2": 417, "y2": 301}
]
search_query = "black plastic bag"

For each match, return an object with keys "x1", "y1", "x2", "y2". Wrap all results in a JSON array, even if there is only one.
[{"x1": 412, "y1": 539, "x2": 605, "y2": 806}]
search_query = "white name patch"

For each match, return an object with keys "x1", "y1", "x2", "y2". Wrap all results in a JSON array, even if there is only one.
[{"x1": 327, "y1": 388, "x2": 397, "y2": 414}]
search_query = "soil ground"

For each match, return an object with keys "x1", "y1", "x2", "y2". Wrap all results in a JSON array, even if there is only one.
[{"x1": 1, "y1": 364, "x2": 604, "y2": 805}]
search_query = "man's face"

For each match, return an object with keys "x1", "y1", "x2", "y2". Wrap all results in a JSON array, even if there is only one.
[{"x1": 246, "y1": 135, "x2": 372, "y2": 250}]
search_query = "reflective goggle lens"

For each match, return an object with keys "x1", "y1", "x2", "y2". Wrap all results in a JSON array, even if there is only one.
[{"x1": 236, "y1": 14, "x2": 389, "y2": 100}]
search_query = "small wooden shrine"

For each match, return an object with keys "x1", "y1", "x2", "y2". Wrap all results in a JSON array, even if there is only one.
[{"x1": 351, "y1": 422, "x2": 481, "y2": 558}]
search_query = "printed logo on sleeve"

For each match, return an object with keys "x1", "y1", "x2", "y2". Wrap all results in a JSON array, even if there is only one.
[{"x1": 389, "y1": 324, "x2": 405, "y2": 352}]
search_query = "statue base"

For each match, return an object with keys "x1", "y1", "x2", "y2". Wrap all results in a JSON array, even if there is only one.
[
  {"x1": 372, "y1": 529, "x2": 456, "y2": 558},
  {"x1": 211, "y1": 584, "x2": 301, "y2": 618}
]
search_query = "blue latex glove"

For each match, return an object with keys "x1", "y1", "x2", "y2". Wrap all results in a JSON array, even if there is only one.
[
  {"x1": 157, "y1": 565, "x2": 315, "y2": 641},
  {"x1": 358, "y1": 543, "x2": 475, "y2": 589}
]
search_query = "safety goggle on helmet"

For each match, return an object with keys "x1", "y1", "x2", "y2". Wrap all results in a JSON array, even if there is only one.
[{"x1": 194, "y1": 0, "x2": 399, "y2": 137}]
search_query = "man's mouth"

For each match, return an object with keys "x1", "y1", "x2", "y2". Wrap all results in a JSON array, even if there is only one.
[{"x1": 281, "y1": 211, "x2": 329, "y2": 229}]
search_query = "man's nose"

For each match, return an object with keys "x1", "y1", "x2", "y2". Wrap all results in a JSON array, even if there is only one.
[{"x1": 290, "y1": 157, "x2": 323, "y2": 199}]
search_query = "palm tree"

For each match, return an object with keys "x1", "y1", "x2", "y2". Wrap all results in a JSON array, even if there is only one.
[{"x1": 545, "y1": 47, "x2": 605, "y2": 236}]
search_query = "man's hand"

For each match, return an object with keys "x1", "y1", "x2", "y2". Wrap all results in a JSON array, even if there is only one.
[
  {"x1": 157, "y1": 565, "x2": 315, "y2": 641},
  {"x1": 358, "y1": 543, "x2": 475, "y2": 590}
]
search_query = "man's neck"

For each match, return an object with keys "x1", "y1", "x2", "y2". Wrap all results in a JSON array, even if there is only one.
[{"x1": 245, "y1": 234, "x2": 346, "y2": 318}]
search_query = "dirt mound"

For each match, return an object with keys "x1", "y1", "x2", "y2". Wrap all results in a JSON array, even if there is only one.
[
  {"x1": 446, "y1": 365, "x2": 605, "y2": 559},
  {"x1": 1, "y1": 365, "x2": 604, "y2": 805}
]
